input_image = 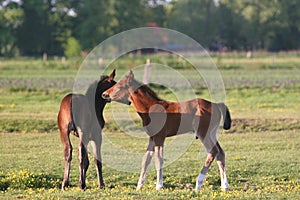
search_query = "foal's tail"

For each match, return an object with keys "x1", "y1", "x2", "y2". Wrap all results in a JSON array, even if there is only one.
[
  {"x1": 68, "y1": 97, "x2": 77, "y2": 133},
  {"x1": 218, "y1": 103, "x2": 232, "y2": 130}
]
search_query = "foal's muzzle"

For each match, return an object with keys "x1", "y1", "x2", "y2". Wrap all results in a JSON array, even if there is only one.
[{"x1": 102, "y1": 93, "x2": 111, "y2": 102}]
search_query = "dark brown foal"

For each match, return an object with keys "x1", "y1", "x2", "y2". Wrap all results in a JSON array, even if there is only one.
[{"x1": 57, "y1": 70, "x2": 116, "y2": 190}]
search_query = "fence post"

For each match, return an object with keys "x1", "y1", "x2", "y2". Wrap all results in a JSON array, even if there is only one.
[
  {"x1": 143, "y1": 59, "x2": 151, "y2": 85},
  {"x1": 43, "y1": 52, "x2": 47, "y2": 62},
  {"x1": 61, "y1": 56, "x2": 66, "y2": 64}
]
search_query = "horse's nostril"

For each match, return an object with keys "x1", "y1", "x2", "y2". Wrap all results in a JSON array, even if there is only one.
[{"x1": 102, "y1": 93, "x2": 108, "y2": 99}]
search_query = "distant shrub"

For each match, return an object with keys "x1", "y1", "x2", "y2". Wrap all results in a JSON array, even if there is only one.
[{"x1": 64, "y1": 37, "x2": 82, "y2": 58}]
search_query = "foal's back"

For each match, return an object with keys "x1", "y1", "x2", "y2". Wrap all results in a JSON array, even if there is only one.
[{"x1": 140, "y1": 98, "x2": 218, "y2": 138}]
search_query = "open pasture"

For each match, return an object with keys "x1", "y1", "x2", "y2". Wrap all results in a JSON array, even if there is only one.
[
  {"x1": 0, "y1": 52, "x2": 300, "y2": 199},
  {"x1": 0, "y1": 131, "x2": 299, "y2": 199}
]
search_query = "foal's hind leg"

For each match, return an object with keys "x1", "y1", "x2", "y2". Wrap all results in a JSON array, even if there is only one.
[
  {"x1": 196, "y1": 145, "x2": 219, "y2": 190},
  {"x1": 195, "y1": 122, "x2": 220, "y2": 190},
  {"x1": 59, "y1": 128, "x2": 72, "y2": 190},
  {"x1": 216, "y1": 142, "x2": 228, "y2": 190},
  {"x1": 78, "y1": 128, "x2": 89, "y2": 190},
  {"x1": 90, "y1": 133, "x2": 105, "y2": 188}
]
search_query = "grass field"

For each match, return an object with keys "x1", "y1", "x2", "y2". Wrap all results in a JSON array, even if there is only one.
[{"x1": 0, "y1": 52, "x2": 300, "y2": 199}]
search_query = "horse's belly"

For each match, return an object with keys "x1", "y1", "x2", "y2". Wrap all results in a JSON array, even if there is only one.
[
  {"x1": 141, "y1": 112, "x2": 195, "y2": 137},
  {"x1": 166, "y1": 114, "x2": 194, "y2": 136}
]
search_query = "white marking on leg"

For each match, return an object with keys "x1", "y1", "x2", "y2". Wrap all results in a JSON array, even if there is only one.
[
  {"x1": 218, "y1": 166, "x2": 228, "y2": 190},
  {"x1": 195, "y1": 150, "x2": 218, "y2": 190},
  {"x1": 154, "y1": 146, "x2": 164, "y2": 190},
  {"x1": 221, "y1": 174, "x2": 229, "y2": 190},
  {"x1": 137, "y1": 150, "x2": 153, "y2": 190},
  {"x1": 216, "y1": 143, "x2": 229, "y2": 191},
  {"x1": 195, "y1": 173, "x2": 206, "y2": 190}
]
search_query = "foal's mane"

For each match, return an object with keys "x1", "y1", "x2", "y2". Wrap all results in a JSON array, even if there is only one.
[
  {"x1": 132, "y1": 79, "x2": 164, "y2": 102},
  {"x1": 85, "y1": 75, "x2": 109, "y2": 97}
]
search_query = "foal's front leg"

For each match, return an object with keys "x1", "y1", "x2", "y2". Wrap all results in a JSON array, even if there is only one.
[
  {"x1": 137, "y1": 138, "x2": 155, "y2": 190},
  {"x1": 137, "y1": 150, "x2": 154, "y2": 190},
  {"x1": 136, "y1": 137, "x2": 155, "y2": 190},
  {"x1": 154, "y1": 145, "x2": 164, "y2": 190},
  {"x1": 90, "y1": 134, "x2": 105, "y2": 189}
]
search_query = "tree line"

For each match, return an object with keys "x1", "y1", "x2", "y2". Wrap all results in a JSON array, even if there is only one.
[{"x1": 0, "y1": 0, "x2": 299, "y2": 57}]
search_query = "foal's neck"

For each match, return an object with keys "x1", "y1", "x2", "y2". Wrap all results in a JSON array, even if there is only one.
[
  {"x1": 95, "y1": 99, "x2": 106, "y2": 128},
  {"x1": 94, "y1": 87, "x2": 108, "y2": 128},
  {"x1": 129, "y1": 85, "x2": 165, "y2": 113}
]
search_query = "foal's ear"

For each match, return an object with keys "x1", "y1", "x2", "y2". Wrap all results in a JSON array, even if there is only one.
[
  {"x1": 108, "y1": 69, "x2": 116, "y2": 80},
  {"x1": 127, "y1": 70, "x2": 134, "y2": 83}
]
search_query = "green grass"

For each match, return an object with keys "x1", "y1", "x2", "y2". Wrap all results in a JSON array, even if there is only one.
[
  {"x1": 226, "y1": 87, "x2": 300, "y2": 119},
  {"x1": 0, "y1": 131, "x2": 299, "y2": 199},
  {"x1": 0, "y1": 88, "x2": 65, "y2": 120},
  {"x1": 0, "y1": 53, "x2": 300, "y2": 199},
  {"x1": 1, "y1": 86, "x2": 299, "y2": 121}
]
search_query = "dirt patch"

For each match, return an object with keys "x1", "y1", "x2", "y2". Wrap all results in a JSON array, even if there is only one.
[{"x1": 227, "y1": 118, "x2": 300, "y2": 133}]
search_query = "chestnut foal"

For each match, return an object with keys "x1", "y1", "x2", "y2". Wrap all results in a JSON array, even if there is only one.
[{"x1": 102, "y1": 70, "x2": 231, "y2": 191}]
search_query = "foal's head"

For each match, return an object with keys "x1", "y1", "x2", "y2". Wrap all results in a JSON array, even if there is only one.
[
  {"x1": 102, "y1": 70, "x2": 135, "y2": 105},
  {"x1": 97, "y1": 69, "x2": 117, "y2": 94},
  {"x1": 85, "y1": 69, "x2": 116, "y2": 105}
]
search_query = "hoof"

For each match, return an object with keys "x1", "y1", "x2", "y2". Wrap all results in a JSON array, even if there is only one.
[
  {"x1": 136, "y1": 184, "x2": 143, "y2": 191},
  {"x1": 195, "y1": 185, "x2": 202, "y2": 191},
  {"x1": 79, "y1": 186, "x2": 86, "y2": 190},
  {"x1": 98, "y1": 183, "x2": 105, "y2": 189},
  {"x1": 195, "y1": 173, "x2": 205, "y2": 190},
  {"x1": 61, "y1": 181, "x2": 70, "y2": 191},
  {"x1": 222, "y1": 187, "x2": 229, "y2": 191},
  {"x1": 137, "y1": 180, "x2": 146, "y2": 191},
  {"x1": 107, "y1": 184, "x2": 115, "y2": 189},
  {"x1": 221, "y1": 178, "x2": 229, "y2": 191},
  {"x1": 195, "y1": 181, "x2": 203, "y2": 190},
  {"x1": 78, "y1": 182, "x2": 86, "y2": 190},
  {"x1": 221, "y1": 185, "x2": 229, "y2": 191},
  {"x1": 156, "y1": 183, "x2": 163, "y2": 190}
]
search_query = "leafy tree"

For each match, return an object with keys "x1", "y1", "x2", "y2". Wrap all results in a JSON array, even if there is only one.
[
  {"x1": 167, "y1": 0, "x2": 218, "y2": 48},
  {"x1": 17, "y1": 0, "x2": 77, "y2": 55},
  {"x1": 144, "y1": 1, "x2": 167, "y2": 27},
  {"x1": 1, "y1": 0, "x2": 299, "y2": 56},
  {"x1": 74, "y1": 0, "x2": 115, "y2": 50},
  {"x1": 112, "y1": 0, "x2": 146, "y2": 33},
  {"x1": 0, "y1": 1, "x2": 23, "y2": 56},
  {"x1": 218, "y1": 0, "x2": 300, "y2": 51},
  {"x1": 74, "y1": 0, "x2": 167, "y2": 51},
  {"x1": 46, "y1": 0, "x2": 78, "y2": 55},
  {"x1": 17, "y1": 0, "x2": 50, "y2": 55},
  {"x1": 265, "y1": 0, "x2": 300, "y2": 51}
]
